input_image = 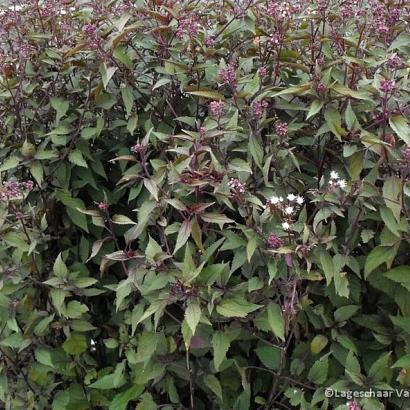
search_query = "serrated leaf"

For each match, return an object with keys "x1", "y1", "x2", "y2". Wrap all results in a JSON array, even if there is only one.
[
  {"x1": 121, "y1": 85, "x2": 134, "y2": 116},
  {"x1": 390, "y1": 115, "x2": 410, "y2": 145},
  {"x1": 212, "y1": 331, "x2": 230, "y2": 371},
  {"x1": 143, "y1": 178, "x2": 159, "y2": 201},
  {"x1": 267, "y1": 303, "x2": 285, "y2": 341},
  {"x1": 68, "y1": 150, "x2": 88, "y2": 168},
  {"x1": 364, "y1": 246, "x2": 396, "y2": 278},
  {"x1": 185, "y1": 301, "x2": 201, "y2": 336},
  {"x1": 174, "y1": 219, "x2": 192, "y2": 254},
  {"x1": 216, "y1": 295, "x2": 262, "y2": 318},
  {"x1": 204, "y1": 374, "x2": 223, "y2": 400}
]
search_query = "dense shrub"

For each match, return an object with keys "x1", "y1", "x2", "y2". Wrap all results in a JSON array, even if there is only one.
[{"x1": 1, "y1": 0, "x2": 410, "y2": 409}]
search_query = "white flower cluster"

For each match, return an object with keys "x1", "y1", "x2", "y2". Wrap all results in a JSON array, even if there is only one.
[
  {"x1": 264, "y1": 193, "x2": 304, "y2": 231},
  {"x1": 328, "y1": 171, "x2": 347, "y2": 188}
]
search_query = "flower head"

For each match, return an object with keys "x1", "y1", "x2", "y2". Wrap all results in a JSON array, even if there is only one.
[
  {"x1": 98, "y1": 201, "x2": 109, "y2": 211},
  {"x1": 402, "y1": 146, "x2": 410, "y2": 163},
  {"x1": 219, "y1": 64, "x2": 237, "y2": 88},
  {"x1": 209, "y1": 101, "x2": 225, "y2": 119},
  {"x1": 252, "y1": 100, "x2": 268, "y2": 118},
  {"x1": 282, "y1": 222, "x2": 291, "y2": 231},
  {"x1": 267, "y1": 234, "x2": 284, "y2": 249},
  {"x1": 270, "y1": 195, "x2": 280, "y2": 205},
  {"x1": 275, "y1": 121, "x2": 288, "y2": 137},
  {"x1": 347, "y1": 401, "x2": 361, "y2": 410},
  {"x1": 337, "y1": 179, "x2": 347, "y2": 188},
  {"x1": 176, "y1": 14, "x2": 199, "y2": 39},
  {"x1": 287, "y1": 193, "x2": 296, "y2": 201},
  {"x1": 379, "y1": 79, "x2": 395, "y2": 94},
  {"x1": 228, "y1": 178, "x2": 246, "y2": 194},
  {"x1": 131, "y1": 143, "x2": 143, "y2": 153},
  {"x1": 285, "y1": 206, "x2": 294, "y2": 215},
  {"x1": 330, "y1": 171, "x2": 339, "y2": 179},
  {"x1": 296, "y1": 196, "x2": 304, "y2": 205}
]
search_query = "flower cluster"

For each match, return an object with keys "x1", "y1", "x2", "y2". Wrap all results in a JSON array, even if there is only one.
[
  {"x1": 379, "y1": 79, "x2": 395, "y2": 94},
  {"x1": 83, "y1": 24, "x2": 99, "y2": 50},
  {"x1": 258, "y1": 67, "x2": 267, "y2": 78},
  {"x1": 209, "y1": 101, "x2": 225, "y2": 119},
  {"x1": 228, "y1": 178, "x2": 246, "y2": 195},
  {"x1": 0, "y1": 180, "x2": 33, "y2": 200},
  {"x1": 205, "y1": 36, "x2": 215, "y2": 47},
  {"x1": 275, "y1": 121, "x2": 288, "y2": 137},
  {"x1": 219, "y1": 64, "x2": 237, "y2": 89},
  {"x1": 264, "y1": 193, "x2": 304, "y2": 231},
  {"x1": 252, "y1": 100, "x2": 268, "y2": 118},
  {"x1": 267, "y1": 234, "x2": 284, "y2": 249},
  {"x1": 347, "y1": 401, "x2": 361, "y2": 410},
  {"x1": 402, "y1": 146, "x2": 410, "y2": 163},
  {"x1": 170, "y1": 280, "x2": 197, "y2": 300},
  {"x1": 130, "y1": 143, "x2": 144, "y2": 153},
  {"x1": 387, "y1": 53, "x2": 405, "y2": 70},
  {"x1": 267, "y1": 0, "x2": 302, "y2": 20},
  {"x1": 176, "y1": 14, "x2": 199, "y2": 39},
  {"x1": 328, "y1": 171, "x2": 347, "y2": 188},
  {"x1": 98, "y1": 201, "x2": 109, "y2": 211}
]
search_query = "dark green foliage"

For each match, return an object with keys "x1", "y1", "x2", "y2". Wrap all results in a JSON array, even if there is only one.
[{"x1": 0, "y1": 1, "x2": 410, "y2": 409}]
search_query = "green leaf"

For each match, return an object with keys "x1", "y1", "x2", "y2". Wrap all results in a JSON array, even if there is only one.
[
  {"x1": 65, "y1": 300, "x2": 89, "y2": 319},
  {"x1": 319, "y1": 251, "x2": 334, "y2": 285},
  {"x1": 121, "y1": 85, "x2": 134, "y2": 116},
  {"x1": 53, "y1": 253, "x2": 68, "y2": 277},
  {"x1": 62, "y1": 333, "x2": 87, "y2": 355},
  {"x1": 187, "y1": 90, "x2": 225, "y2": 100},
  {"x1": 143, "y1": 178, "x2": 159, "y2": 201},
  {"x1": 246, "y1": 234, "x2": 257, "y2": 263},
  {"x1": 229, "y1": 158, "x2": 252, "y2": 174},
  {"x1": 145, "y1": 235, "x2": 163, "y2": 263},
  {"x1": 380, "y1": 206, "x2": 400, "y2": 236},
  {"x1": 109, "y1": 385, "x2": 144, "y2": 410},
  {"x1": 249, "y1": 134, "x2": 263, "y2": 168},
  {"x1": 112, "y1": 214, "x2": 137, "y2": 225},
  {"x1": 212, "y1": 331, "x2": 231, "y2": 371},
  {"x1": 310, "y1": 335, "x2": 328, "y2": 355},
  {"x1": 50, "y1": 97, "x2": 69, "y2": 123},
  {"x1": 174, "y1": 219, "x2": 192, "y2": 254},
  {"x1": 383, "y1": 176, "x2": 402, "y2": 222},
  {"x1": 69, "y1": 150, "x2": 88, "y2": 168},
  {"x1": 332, "y1": 84, "x2": 371, "y2": 100},
  {"x1": 255, "y1": 346, "x2": 281, "y2": 370},
  {"x1": 153, "y1": 78, "x2": 171, "y2": 90},
  {"x1": 201, "y1": 213, "x2": 235, "y2": 229},
  {"x1": 204, "y1": 374, "x2": 223, "y2": 400},
  {"x1": 364, "y1": 246, "x2": 396, "y2": 278},
  {"x1": 334, "y1": 305, "x2": 359, "y2": 322},
  {"x1": 306, "y1": 100, "x2": 324, "y2": 119},
  {"x1": 384, "y1": 266, "x2": 410, "y2": 290},
  {"x1": 136, "y1": 393, "x2": 157, "y2": 410},
  {"x1": 100, "y1": 63, "x2": 118, "y2": 89},
  {"x1": 135, "y1": 332, "x2": 158, "y2": 363},
  {"x1": 30, "y1": 161, "x2": 44, "y2": 185},
  {"x1": 391, "y1": 354, "x2": 410, "y2": 368},
  {"x1": 267, "y1": 303, "x2": 285, "y2": 341},
  {"x1": 324, "y1": 107, "x2": 346, "y2": 141},
  {"x1": 185, "y1": 300, "x2": 201, "y2": 336},
  {"x1": 308, "y1": 357, "x2": 328, "y2": 385},
  {"x1": 216, "y1": 295, "x2": 262, "y2": 318},
  {"x1": 390, "y1": 115, "x2": 410, "y2": 145},
  {"x1": 0, "y1": 156, "x2": 19, "y2": 173}
]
